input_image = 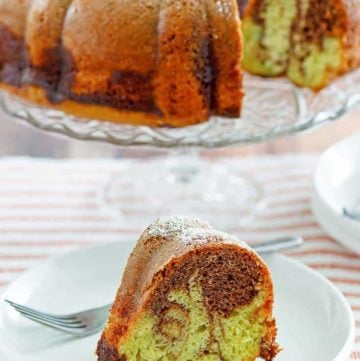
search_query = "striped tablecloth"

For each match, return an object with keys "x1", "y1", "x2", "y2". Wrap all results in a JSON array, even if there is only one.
[{"x1": 0, "y1": 155, "x2": 359, "y2": 359}]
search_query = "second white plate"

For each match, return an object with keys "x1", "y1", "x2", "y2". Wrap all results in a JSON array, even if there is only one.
[
  {"x1": 0, "y1": 241, "x2": 355, "y2": 361},
  {"x1": 313, "y1": 134, "x2": 360, "y2": 254}
]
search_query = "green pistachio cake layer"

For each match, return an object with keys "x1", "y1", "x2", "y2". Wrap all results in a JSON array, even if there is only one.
[{"x1": 242, "y1": 0, "x2": 360, "y2": 89}]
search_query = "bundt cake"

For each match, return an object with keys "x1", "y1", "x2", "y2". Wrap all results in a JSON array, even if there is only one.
[
  {"x1": 0, "y1": 0, "x2": 243, "y2": 127},
  {"x1": 2, "y1": 1, "x2": 356, "y2": 128},
  {"x1": 242, "y1": 0, "x2": 360, "y2": 90},
  {"x1": 97, "y1": 216, "x2": 279, "y2": 361}
]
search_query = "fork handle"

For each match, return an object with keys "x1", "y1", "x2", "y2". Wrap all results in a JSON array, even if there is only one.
[{"x1": 252, "y1": 236, "x2": 303, "y2": 254}]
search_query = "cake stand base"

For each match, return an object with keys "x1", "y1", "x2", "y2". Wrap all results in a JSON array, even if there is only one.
[{"x1": 102, "y1": 154, "x2": 264, "y2": 231}]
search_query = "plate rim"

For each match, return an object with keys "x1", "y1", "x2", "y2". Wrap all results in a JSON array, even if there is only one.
[
  {"x1": 313, "y1": 134, "x2": 360, "y2": 252},
  {"x1": 314, "y1": 133, "x2": 360, "y2": 214},
  {"x1": 312, "y1": 192, "x2": 360, "y2": 254}
]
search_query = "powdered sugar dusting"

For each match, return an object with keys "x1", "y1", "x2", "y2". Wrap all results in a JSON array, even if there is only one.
[
  {"x1": 181, "y1": 228, "x2": 247, "y2": 248},
  {"x1": 143, "y1": 216, "x2": 249, "y2": 250},
  {"x1": 145, "y1": 216, "x2": 210, "y2": 238}
]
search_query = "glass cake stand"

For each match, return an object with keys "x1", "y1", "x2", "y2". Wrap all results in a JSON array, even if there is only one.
[{"x1": 1, "y1": 71, "x2": 359, "y2": 230}]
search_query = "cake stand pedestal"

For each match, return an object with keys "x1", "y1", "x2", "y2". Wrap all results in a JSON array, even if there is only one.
[
  {"x1": 102, "y1": 152, "x2": 264, "y2": 230},
  {"x1": 1, "y1": 72, "x2": 359, "y2": 230}
]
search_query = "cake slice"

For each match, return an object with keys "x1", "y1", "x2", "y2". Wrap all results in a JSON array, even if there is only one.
[
  {"x1": 97, "y1": 216, "x2": 279, "y2": 361},
  {"x1": 242, "y1": 0, "x2": 360, "y2": 90},
  {"x1": 242, "y1": 0, "x2": 297, "y2": 77},
  {"x1": 287, "y1": 0, "x2": 360, "y2": 90}
]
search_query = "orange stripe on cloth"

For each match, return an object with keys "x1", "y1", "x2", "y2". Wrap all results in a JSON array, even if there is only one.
[
  {"x1": 0, "y1": 254, "x2": 49, "y2": 260},
  {"x1": 329, "y1": 277, "x2": 360, "y2": 286},
  {"x1": 0, "y1": 203, "x2": 99, "y2": 209},
  {"x1": 0, "y1": 240, "x2": 95, "y2": 247},
  {"x1": 0, "y1": 268, "x2": 25, "y2": 273},
  {"x1": 345, "y1": 293, "x2": 360, "y2": 299},
  {"x1": 0, "y1": 228, "x2": 139, "y2": 234},
  {"x1": 0, "y1": 190, "x2": 97, "y2": 197},
  {"x1": 0, "y1": 215, "x2": 110, "y2": 222},
  {"x1": 289, "y1": 249, "x2": 360, "y2": 260},
  {"x1": 235, "y1": 222, "x2": 319, "y2": 233},
  {"x1": 309, "y1": 263, "x2": 360, "y2": 272}
]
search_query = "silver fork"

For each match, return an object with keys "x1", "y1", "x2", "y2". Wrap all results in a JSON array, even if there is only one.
[
  {"x1": 5, "y1": 236, "x2": 303, "y2": 336},
  {"x1": 5, "y1": 299, "x2": 111, "y2": 336}
]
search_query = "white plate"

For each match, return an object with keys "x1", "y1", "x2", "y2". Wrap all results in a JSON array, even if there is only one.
[
  {"x1": 0, "y1": 242, "x2": 355, "y2": 361},
  {"x1": 312, "y1": 192, "x2": 360, "y2": 255},
  {"x1": 313, "y1": 134, "x2": 360, "y2": 253}
]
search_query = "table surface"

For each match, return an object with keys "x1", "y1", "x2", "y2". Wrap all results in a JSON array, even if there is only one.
[{"x1": 0, "y1": 107, "x2": 359, "y2": 158}]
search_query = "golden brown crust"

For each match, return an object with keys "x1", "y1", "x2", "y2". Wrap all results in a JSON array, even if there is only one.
[
  {"x1": 97, "y1": 334, "x2": 123, "y2": 361},
  {"x1": 0, "y1": 83, "x2": 167, "y2": 126},
  {"x1": 0, "y1": 0, "x2": 244, "y2": 127},
  {"x1": 0, "y1": 0, "x2": 30, "y2": 36},
  {"x1": 97, "y1": 217, "x2": 279, "y2": 361},
  {"x1": 207, "y1": 0, "x2": 244, "y2": 116},
  {"x1": 153, "y1": 0, "x2": 210, "y2": 124},
  {"x1": 260, "y1": 317, "x2": 281, "y2": 361},
  {"x1": 339, "y1": 0, "x2": 360, "y2": 72},
  {"x1": 26, "y1": 0, "x2": 73, "y2": 68},
  {"x1": 62, "y1": 0, "x2": 160, "y2": 113},
  {"x1": 0, "y1": 0, "x2": 30, "y2": 86}
]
